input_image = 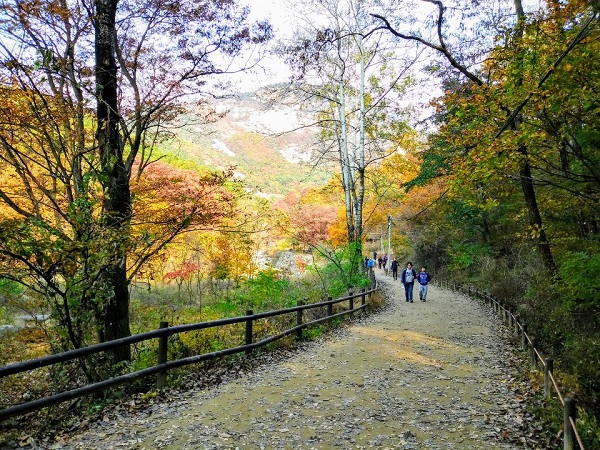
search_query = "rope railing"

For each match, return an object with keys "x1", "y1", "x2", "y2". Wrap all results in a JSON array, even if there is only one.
[
  {"x1": 550, "y1": 371, "x2": 565, "y2": 405},
  {"x1": 435, "y1": 279, "x2": 586, "y2": 450},
  {"x1": 571, "y1": 416, "x2": 584, "y2": 450},
  {"x1": 534, "y1": 348, "x2": 544, "y2": 363}
]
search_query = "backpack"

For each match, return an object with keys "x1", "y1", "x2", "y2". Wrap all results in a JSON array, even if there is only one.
[{"x1": 405, "y1": 269, "x2": 413, "y2": 283}]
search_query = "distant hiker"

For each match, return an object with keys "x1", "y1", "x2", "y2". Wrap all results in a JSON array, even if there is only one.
[
  {"x1": 373, "y1": 251, "x2": 377, "y2": 260},
  {"x1": 378, "y1": 257, "x2": 383, "y2": 269},
  {"x1": 391, "y1": 259, "x2": 399, "y2": 280},
  {"x1": 367, "y1": 258, "x2": 375, "y2": 277},
  {"x1": 401, "y1": 262, "x2": 417, "y2": 303},
  {"x1": 418, "y1": 266, "x2": 432, "y2": 302},
  {"x1": 383, "y1": 254, "x2": 388, "y2": 270},
  {"x1": 364, "y1": 256, "x2": 369, "y2": 269}
]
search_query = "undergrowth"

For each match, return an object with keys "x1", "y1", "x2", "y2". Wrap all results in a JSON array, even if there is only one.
[
  {"x1": 434, "y1": 247, "x2": 600, "y2": 450},
  {"x1": 0, "y1": 263, "x2": 379, "y2": 445}
]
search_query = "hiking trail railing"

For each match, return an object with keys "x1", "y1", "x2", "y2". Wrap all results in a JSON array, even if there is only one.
[
  {"x1": 434, "y1": 279, "x2": 585, "y2": 450},
  {"x1": 0, "y1": 285, "x2": 378, "y2": 422}
]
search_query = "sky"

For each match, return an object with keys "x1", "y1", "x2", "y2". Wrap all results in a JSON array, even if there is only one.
[
  {"x1": 233, "y1": 0, "x2": 292, "y2": 91},
  {"x1": 232, "y1": 0, "x2": 546, "y2": 96}
]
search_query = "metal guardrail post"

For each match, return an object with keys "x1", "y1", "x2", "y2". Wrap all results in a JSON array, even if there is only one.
[
  {"x1": 522, "y1": 323, "x2": 528, "y2": 350},
  {"x1": 530, "y1": 337, "x2": 538, "y2": 368},
  {"x1": 156, "y1": 321, "x2": 169, "y2": 389},
  {"x1": 245, "y1": 310, "x2": 253, "y2": 354},
  {"x1": 564, "y1": 397, "x2": 576, "y2": 450},
  {"x1": 544, "y1": 358, "x2": 554, "y2": 399},
  {"x1": 296, "y1": 299, "x2": 304, "y2": 341}
]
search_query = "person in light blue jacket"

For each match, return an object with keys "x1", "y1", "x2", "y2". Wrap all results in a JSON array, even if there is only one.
[{"x1": 401, "y1": 262, "x2": 417, "y2": 302}]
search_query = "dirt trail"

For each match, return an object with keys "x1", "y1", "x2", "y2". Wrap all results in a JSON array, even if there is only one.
[{"x1": 64, "y1": 272, "x2": 533, "y2": 449}]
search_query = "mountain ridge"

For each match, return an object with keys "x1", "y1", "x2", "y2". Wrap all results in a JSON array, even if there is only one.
[{"x1": 164, "y1": 88, "x2": 331, "y2": 198}]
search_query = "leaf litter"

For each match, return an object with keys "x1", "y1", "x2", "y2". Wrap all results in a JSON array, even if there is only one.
[{"x1": 12, "y1": 274, "x2": 553, "y2": 449}]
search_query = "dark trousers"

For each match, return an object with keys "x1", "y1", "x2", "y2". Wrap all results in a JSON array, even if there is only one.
[{"x1": 404, "y1": 282, "x2": 414, "y2": 302}]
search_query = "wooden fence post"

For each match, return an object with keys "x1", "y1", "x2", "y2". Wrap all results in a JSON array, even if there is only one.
[
  {"x1": 327, "y1": 296, "x2": 333, "y2": 325},
  {"x1": 563, "y1": 397, "x2": 576, "y2": 450},
  {"x1": 245, "y1": 310, "x2": 253, "y2": 354},
  {"x1": 530, "y1": 337, "x2": 538, "y2": 368},
  {"x1": 361, "y1": 288, "x2": 366, "y2": 306},
  {"x1": 544, "y1": 358, "x2": 554, "y2": 399},
  {"x1": 156, "y1": 321, "x2": 169, "y2": 389},
  {"x1": 514, "y1": 314, "x2": 520, "y2": 335},
  {"x1": 349, "y1": 291, "x2": 354, "y2": 319},
  {"x1": 522, "y1": 323, "x2": 528, "y2": 351},
  {"x1": 296, "y1": 299, "x2": 304, "y2": 341}
]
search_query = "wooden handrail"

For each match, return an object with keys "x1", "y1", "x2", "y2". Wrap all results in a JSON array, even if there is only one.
[
  {"x1": 436, "y1": 279, "x2": 586, "y2": 450},
  {"x1": 0, "y1": 286, "x2": 377, "y2": 421}
]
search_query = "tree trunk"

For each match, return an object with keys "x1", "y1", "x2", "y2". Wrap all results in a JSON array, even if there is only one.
[
  {"x1": 513, "y1": 0, "x2": 556, "y2": 274},
  {"x1": 518, "y1": 147, "x2": 556, "y2": 273},
  {"x1": 355, "y1": 33, "x2": 366, "y2": 243},
  {"x1": 337, "y1": 63, "x2": 355, "y2": 243},
  {"x1": 95, "y1": 0, "x2": 131, "y2": 361}
]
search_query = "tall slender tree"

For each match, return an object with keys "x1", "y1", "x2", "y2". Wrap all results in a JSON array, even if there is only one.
[{"x1": 281, "y1": 0, "x2": 414, "y2": 253}]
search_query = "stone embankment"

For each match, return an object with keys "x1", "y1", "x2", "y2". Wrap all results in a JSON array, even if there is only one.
[{"x1": 61, "y1": 272, "x2": 544, "y2": 449}]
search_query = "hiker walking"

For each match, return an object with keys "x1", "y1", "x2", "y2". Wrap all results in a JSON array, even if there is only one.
[
  {"x1": 391, "y1": 259, "x2": 399, "y2": 280},
  {"x1": 418, "y1": 266, "x2": 432, "y2": 302},
  {"x1": 401, "y1": 262, "x2": 417, "y2": 303}
]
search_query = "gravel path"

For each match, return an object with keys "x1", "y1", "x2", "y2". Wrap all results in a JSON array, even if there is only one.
[{"x1": 62, "y1": 273, "x2": 540, "y2": 449}]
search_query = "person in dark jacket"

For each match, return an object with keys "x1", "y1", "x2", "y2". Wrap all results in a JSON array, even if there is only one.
[
  {"x1": 400, "y1": 262, "x2": 417, "y2": 302},
  {"x1": 418, "y1": 266, "x2": 432, "y2": 302},
  {"x1": 391, "y1": 258, "x2": 399, "y2": 280}
]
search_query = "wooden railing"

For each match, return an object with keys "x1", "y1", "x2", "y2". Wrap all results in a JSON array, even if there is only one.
[
  {"x1": 0, "y1": 285, "x2": 378, "y2": 421},
  {"x1": 435, "y1": 279, "x2": 586, "y2": 450}
]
